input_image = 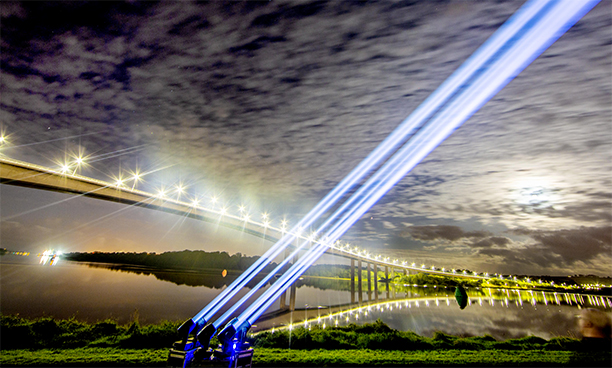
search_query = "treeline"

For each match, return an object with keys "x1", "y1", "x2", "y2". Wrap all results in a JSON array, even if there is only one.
[
  {"x1": 397, "y1": 273, "x2": 480, "y2": 288},
  {"x1": 303, "y1": 264, "x2": 351, "y2": 278},
  {"x1": 65, "y1": 250, "x2": 277, "y2": 273}
]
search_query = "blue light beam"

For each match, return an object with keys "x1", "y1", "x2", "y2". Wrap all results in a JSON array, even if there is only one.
[
  {"x1": 228, "y1": 0, "x2": 600, "y2": 331},
  {"x1": 186, "y1": 0, "x2": 573, "y2": 336}
]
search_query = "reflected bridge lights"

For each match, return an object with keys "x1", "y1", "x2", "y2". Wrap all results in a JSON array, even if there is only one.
[
  {"x1": 39, "y1": 250, "x2": 62, "y2": 266},
  {"x1": 267, "y1": 287, "x2": 611, "y2": 334}
]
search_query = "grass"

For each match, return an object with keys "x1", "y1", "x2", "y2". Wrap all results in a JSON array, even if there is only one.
[
  {"x1": 2, "y1": 316, "x2": 610, "y2": 367},
  {"x1": 0, "y1": 315, "x2": 182, "y2": 350},
  {"x1": 1, "y1": 348, "x2": 609, "y2": 367},
  {"x1": 0, "y1": 348, "x2": 167, "y2": 367}
]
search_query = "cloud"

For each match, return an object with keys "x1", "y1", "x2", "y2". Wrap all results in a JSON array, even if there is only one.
[
  {"x1": 401, "y1": 225, "x2": 491, "y2": 242},
  {"x1": 1, "y1": 1, "x2": 610, "y2": 277},
  {"x1": 507, "y1": 226, "x2": 611, "y2": 265},
  {"x1": 470, "y1": 236, "x2": 511, "y2": 248},
  {"x1": 395, "y1": 223, "x2": 611, "y2": 275}
]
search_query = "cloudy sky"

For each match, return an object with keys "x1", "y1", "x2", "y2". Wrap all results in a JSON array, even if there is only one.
[{"x1": 1, "y1": 1, "x2": 610, "y2": 277}]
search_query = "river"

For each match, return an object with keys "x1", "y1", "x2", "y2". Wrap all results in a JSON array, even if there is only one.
[{"x1": 1, "y1": 254, "x2": 610, "y2": 341}]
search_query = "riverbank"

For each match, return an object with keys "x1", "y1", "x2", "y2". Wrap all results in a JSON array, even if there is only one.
[{"x1": 2, "y1": 316, "x2": 610, "y2": 367}]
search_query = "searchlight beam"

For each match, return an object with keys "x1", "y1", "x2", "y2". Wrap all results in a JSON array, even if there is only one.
[{"x1": 168, "y1": 1, "x2": 600, "y2": 366}]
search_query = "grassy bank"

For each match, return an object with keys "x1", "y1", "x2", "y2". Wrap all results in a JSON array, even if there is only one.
[
  {"x1": 2, "y1": 316, "x2": 609, "y2": 366},
  {"x1": 2, "y1": 348, "x2": 609, "y2": 367}
]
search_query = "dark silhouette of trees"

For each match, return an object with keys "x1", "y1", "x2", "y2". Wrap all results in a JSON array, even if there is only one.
[{"x1": 64, "y1": 250, "x2": 276, "y2": 273}]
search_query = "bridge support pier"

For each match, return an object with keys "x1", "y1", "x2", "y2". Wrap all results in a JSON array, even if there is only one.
[
  {"x1": 358, "y1": 260, "x2": 363, "y2": 304},
  {"x1": 279, "y1": 291, "x2": 287, "y2": 310},
  {"x1": 385, "y1": 266, "x2": 390, "y2": 299},
  {"x1": 280, "y1": 248, "x2": 297, "y2": 310},
  {"x1": 373, "y1": 264, "x2": 378, "y2": 301},
  {"x1": 289, "y1": 283, "x2": 296, "y2": 312},
  {"x1": 367, "y1": 263, "x2": 372, "y2": 301},
  {"x1": 350, "y1": 259, "x2": 355, "y2": 304},
  {"x1": 288, "y1": 254, "x2": 297, "y2": 312}
]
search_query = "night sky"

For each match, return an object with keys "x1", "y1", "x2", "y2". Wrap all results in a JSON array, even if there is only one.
[{"x1": 1, "y1": 1, "x2": 610, "y2": 277}]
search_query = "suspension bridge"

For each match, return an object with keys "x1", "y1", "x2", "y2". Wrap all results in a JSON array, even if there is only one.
[{"x1": 0, "y1": 155, "x2": 489, "y2": 310}]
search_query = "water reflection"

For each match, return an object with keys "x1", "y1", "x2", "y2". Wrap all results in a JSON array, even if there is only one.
[
  {"x1": 81, "y1": 262, "x2": 270, "y2": 289},
  {"x1": 39, "y1": 250, "x2": 61, "y2": 266},
  {"x1": 4, "y1": 257, "x2": 610, "y2": 340},
  {"x1": 78, "y1": 262, "x2": 352, "y2": 292},
  {"x1": 256, "y1": 285, "x2": 612, "y2": 340},
  {"x1": 58, "y1": 261, "x2": 612, "y2": 311},
  {"x1": 40, "y1": 258, "x2": 612, "y2": 314}
]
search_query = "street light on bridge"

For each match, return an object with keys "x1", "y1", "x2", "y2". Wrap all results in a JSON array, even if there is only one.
[
  {"x1": 72, "y1": 156, "x2": 85, "y2": 175},
  {"x1": 60, "y1": 163, "x2": 70, "y2": 174},
  {"x1": 175, "y1": 184, "x2": 185, "y2": 199},
  {"x1": 130, "y1": 172, "x2": 141, "y2": 190}
]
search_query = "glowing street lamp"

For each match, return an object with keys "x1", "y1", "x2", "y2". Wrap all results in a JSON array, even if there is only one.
[
  {"x1": 72, "y1": 156, "x2": 85, "y2": 174},
  {"x1": 60, "y1": 163, "x2": 70, "y2": 174},
  {"x1": 131, "y1": 173, "x2": 141, "y2": 190},
  {"x1": 175, "y1": 184, "x2": 185, "y2": 199}
]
